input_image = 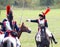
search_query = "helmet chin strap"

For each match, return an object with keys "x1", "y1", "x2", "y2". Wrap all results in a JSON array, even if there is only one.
[{"x1": 40, "y1": 17, "x2": 44, "y2": 20}]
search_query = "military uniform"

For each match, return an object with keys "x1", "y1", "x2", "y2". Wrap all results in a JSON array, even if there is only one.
[
  {"x1": 27, "y1": 14, "x2": 57, "y2": 44},
  {"x1": 1, "y1": 18, "x2": 20, "y2": 37},
  {"x1": 2, "y1": 5, "x2": 21, "y2": 47}
]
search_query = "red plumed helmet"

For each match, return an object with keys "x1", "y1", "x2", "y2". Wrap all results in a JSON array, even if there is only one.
[
  {"x1": 43, "y1": 7, "x2": 50, "y2": 16},
  {"x1": 6, "y1": 5, "x2": 11, "y2": 15}
]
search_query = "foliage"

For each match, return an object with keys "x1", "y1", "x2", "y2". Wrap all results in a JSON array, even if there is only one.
[
  {"x1": 40, "y1": 0, "x2": 54, "y2": 6},
  {"x1": 0, "y1": 0, "x2": 60, "y2": 9}
]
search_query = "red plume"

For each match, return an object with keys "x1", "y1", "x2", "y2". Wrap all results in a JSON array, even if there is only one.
[
  {"x1": 6, "y1": 5, "x2": 10, "y2": 15},
  {"x1": 43, "y1": 7, "x2": 50, "y2": 16}
]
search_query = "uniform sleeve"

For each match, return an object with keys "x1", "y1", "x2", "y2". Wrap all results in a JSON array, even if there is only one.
[
  {"x1": 45, "y1": 20, "x2": 48, "y2": 27},
  {"x1": 14, "y1": 22, "x2": 20, "y2": 32},
  {"x1": 1, "y1": 19, "x2": 7, "y2": 31},
  {"x1": 30, "y1": 19, "x2": 38, "y2": 23}
]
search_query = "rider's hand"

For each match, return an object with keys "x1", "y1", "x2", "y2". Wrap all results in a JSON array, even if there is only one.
[{"x1": 26, "y1": 19, "x2": 31, "y2": 22}]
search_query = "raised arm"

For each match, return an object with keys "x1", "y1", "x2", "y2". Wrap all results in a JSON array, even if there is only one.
[
  {"x1": 26, "y1": 19, "x2": 38, "y2": 23},
  {"x1": 14, "y1": 21, "x2": 20, "y2": 32}
]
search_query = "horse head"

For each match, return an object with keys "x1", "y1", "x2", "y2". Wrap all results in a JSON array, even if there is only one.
[
  {"x1": 18, "y1": 22, "x2": 31, "y2": 38},
  {"x1": 20, "y1": 22, "x2": 31, "y2": 33}
]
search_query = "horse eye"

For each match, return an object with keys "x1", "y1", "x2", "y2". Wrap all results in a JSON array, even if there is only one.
[{"x1": 26, "y1": 27, "x2": 28, "y2": 29}]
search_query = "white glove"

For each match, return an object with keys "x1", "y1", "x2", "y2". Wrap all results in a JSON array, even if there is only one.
[{"x1": 26, "y1": 19, "x2": 31, "y2": 22}]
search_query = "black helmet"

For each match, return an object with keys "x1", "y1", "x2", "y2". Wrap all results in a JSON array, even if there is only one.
[{"x1": 39, "y1": 14, "x2": 45, "y2": 19}]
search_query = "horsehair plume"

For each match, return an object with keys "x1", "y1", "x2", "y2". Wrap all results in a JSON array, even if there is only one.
[
  {"x1": 43, "y1": 7, "x2": 50, "y2": 16},
  {"x1": 6, "y1": 5, "x2": 10, "y2": 15}
]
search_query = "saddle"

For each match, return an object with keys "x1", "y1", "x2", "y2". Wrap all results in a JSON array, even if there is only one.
[{"x1": 5, "y1": 30, "x2": 18, "y2": 37}]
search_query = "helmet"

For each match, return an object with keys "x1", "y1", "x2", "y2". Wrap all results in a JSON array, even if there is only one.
[
  {"x1": 39, "y1": 7, "x2": 50, "y2": 19},
  {"x1": 39, "y1": 14, "x2": 45, "y2": 19}
]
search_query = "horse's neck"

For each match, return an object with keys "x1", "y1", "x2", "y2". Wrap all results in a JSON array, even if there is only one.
[{"x1": 18, "y1": 30, "x2": 22, "y2": 39}]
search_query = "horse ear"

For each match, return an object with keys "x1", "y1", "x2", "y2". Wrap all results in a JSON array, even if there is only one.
[{"x1": 22, "y1": 22, "x2": 24, "y2": 25}]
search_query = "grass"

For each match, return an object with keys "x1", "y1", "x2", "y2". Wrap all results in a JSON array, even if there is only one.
[{"x1": 0, "y1": 9, "x2": 60, "y2": 47}]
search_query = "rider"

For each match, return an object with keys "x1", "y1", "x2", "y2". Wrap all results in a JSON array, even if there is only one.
[
  {"x1": 26, "y1": 13, "x2": 57, "y2": 44},
  {"x1": 2, "y1": 5, "x2": 21, "y2": 47}
]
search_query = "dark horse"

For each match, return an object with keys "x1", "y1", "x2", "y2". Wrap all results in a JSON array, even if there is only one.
[
  {"x1": 35, "y1": 26, "x2": 50, "y2": 47},
  {"x1": 2, "y1": 22, "x2": 31, "y2": 47}
]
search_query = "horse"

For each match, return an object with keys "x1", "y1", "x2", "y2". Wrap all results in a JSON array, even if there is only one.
[
  {"x1": 18, "y1": 22, "x2": 31, "y2": 39},
  {"x1": 35, "y1": 27, "x2": 51, "y2": 47},
  {"x1": 0, "y1": 31, "x2": 5, "y2": 47},
  {"x1": 2, "y1": 22, "x2": 31, "y2": 47}
]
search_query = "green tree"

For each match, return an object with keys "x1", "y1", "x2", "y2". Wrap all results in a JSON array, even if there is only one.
[{"x1": 40, "y1": 0, "x2": 54, "y2": 6}]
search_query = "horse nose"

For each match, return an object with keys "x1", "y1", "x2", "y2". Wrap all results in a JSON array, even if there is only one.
[
  {"x1": 28, "y1": 28, "x2": 31, "y2": 33},
  {"x1": 28, "y1": 30, "x2": 31, "y2": 33}
]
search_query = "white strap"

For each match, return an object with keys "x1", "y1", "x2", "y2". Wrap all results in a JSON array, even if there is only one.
[{"x1": 5, "y1": 21, "x2": 12, "y2": 31}]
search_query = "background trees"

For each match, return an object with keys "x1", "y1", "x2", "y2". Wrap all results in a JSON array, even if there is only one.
[{"x1": 0, "y1": 0, "x2": 60, "y2": 9}]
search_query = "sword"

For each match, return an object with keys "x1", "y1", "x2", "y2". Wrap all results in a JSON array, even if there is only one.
[{"x1": 20, "y1": 15, "x2": 22, "y2": 24}]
